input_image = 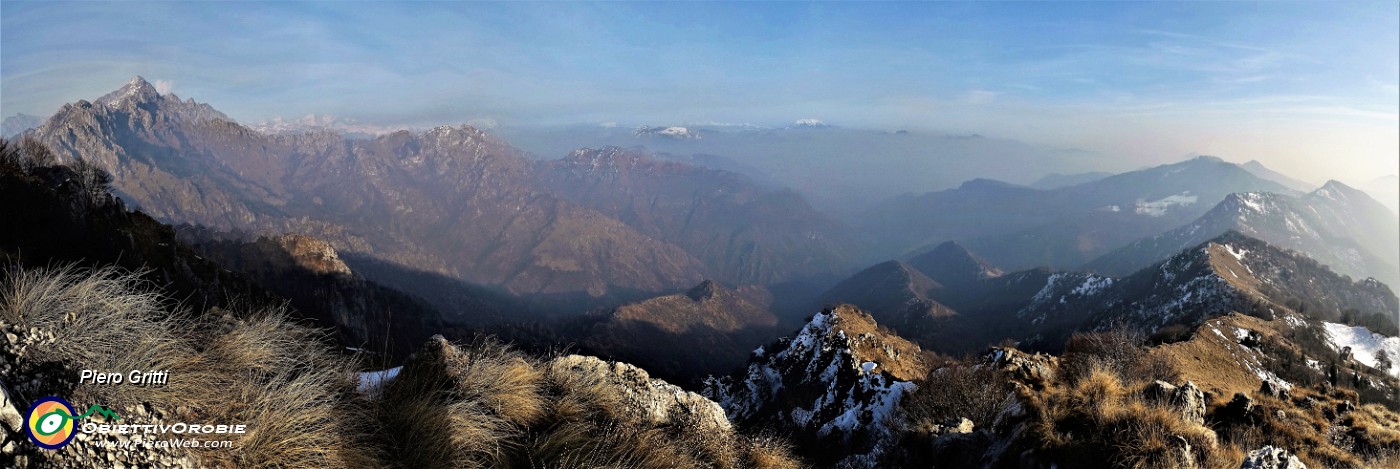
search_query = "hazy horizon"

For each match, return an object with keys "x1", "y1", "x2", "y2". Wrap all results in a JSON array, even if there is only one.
[{"x1": 3, "y1": 1, "x2": 1397, "y2": 188}]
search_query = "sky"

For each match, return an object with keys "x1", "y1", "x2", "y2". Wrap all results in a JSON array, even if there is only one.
[{"x1": 2, "y1": 1, "x2": 1397, "y2": 185}]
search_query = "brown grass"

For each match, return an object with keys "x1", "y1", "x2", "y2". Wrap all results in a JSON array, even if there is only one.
[
  {"x1": 375, "y1": 335, "x2": 805, "y2": 469},
  {"x1": 3, "y1": 264, "x2": 804, "y2": 468},
  {"x1": 1018, "y1": 355, "x2": 1230, "y2": 469},
  {"x1": 1, "y1": 264, "x2": 381, "y2": 468}
]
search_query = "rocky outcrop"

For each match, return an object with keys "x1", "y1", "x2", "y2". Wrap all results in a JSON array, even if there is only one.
[
  {"x1": 1240, "y1": 446, "x2": 1307, "y2": 469},
  {"x1": 548, "y1": 354, "x2": 731, "y2": 434},
  {"x1": 706, "y1": 305, "x2": 932, "y2": 468},
  {"x1": 274, "y1": 234, "x2": 351, "y2": 276},
  {"x1": 987, "y1": 347, "x2": 1058, "y2": 389},
  {"x1": 1146, "y1": 380, "x2": 1207, "y2": 426}
]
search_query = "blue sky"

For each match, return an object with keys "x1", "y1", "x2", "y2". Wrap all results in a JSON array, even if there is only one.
[{"x1": 2, "y1": 1, "x2": 1396, "y2": 183}]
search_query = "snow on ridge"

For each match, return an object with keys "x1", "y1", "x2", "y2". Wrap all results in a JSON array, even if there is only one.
[
  {"x1": 1135, "y1": 192, "x2": 1199, "y2": 217},
  {"x1": 1224, "y1": 244, "x2": 1249, "y2": 261},
  {"x1": 1323, "y1": 322, "x2": 1400, "y2": 378},
  {"x1": 706, "y1": 309, "x2": 921, "y2": 468}
]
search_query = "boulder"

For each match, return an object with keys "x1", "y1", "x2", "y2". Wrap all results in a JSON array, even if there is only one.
[
  {"x1": 988, "y1": 347, "x2": 1058, "y2": 388},
  {"x1": 0, "y1": 380, "x2": 21, "y2": 434},
  {"x1": 549, "y1": 354, "x2": 732, "y2": 434},
  {"x1": 1146, "y1": 380, "x2": 1207, "y2": 426},
  {"x1": 1240, "y1": 446, "x2": 1307, "y2": 469}
]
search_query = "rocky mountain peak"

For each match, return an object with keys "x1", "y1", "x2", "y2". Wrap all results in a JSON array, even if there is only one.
[
  {"x1": 1311, "y1": 179, "x2": 1368, "y2": 202},
  {"x1": 97, "y1": 76, "x2": 161, "y2": 107},
  {"x1": 706, "y1": 305, "x2": 931, "y2": 468},
  {"x1": 685, "y1": 279, "x2": 720, "y2": 301}
]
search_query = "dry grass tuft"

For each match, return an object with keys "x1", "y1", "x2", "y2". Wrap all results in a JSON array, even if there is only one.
[
  {"x1": 3, "y1": 264, "x2": 805, "y2": 469},
  {"x1": 0, "y1": 265, "x2": 189, "y2": 407},
  {"x1": 1018, "y1": 352, "x2": 1226, "y2": 469},
  {"x1": 1, "y1": 265, "x2": 382, "y2": 468}
]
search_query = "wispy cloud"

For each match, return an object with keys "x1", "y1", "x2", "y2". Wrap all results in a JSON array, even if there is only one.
[{"x1": 965, "y1": 90, "x2": 1001, "y2": 105}]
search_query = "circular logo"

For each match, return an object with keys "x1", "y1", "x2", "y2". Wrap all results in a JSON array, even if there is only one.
[{"x1": 25, "y1": 396, "x2": 78, "y2": 450}]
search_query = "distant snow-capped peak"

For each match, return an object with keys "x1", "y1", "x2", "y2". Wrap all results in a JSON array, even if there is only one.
[
  {"x1": 634, "y1": 125, "x2": 701, "y2": 139},
  {"x1": 250, "y1": 114, "x2": 409, "y2": 136}
]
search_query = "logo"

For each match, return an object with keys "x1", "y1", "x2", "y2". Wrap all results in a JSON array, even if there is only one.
[{"x1": 24, "y1": 396, "x2": 121, "y2": 450}]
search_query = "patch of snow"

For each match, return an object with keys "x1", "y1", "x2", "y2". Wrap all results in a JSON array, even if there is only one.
[
  {"x1": 1135, "y1": 192, "x2": 1199, "y2": 217},
  {"x1": 861, "y1": 361, "x2": 878, "y2": 373},
  {"x1": 1323, "y1": 322, "x2": 1400, "y2": 378},
  {"x1": 1071, "y1": 276, "x2": 1114, "y2": 296},
  {"x1": 1224, "y1": 244, "x2": 1249, "y2": 261},
  {"x1": 357, "y1": 367, "x2": 401, "y2": 394}
]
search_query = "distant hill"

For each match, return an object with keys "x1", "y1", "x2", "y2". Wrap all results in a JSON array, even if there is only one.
[
  {"x1": 1, "y1": 113, "x2": 43, "y2": 139},
  {"x1": 862, "y1": 156, "x2": 1295, "y2": 269},
  {"x1": 1241, "y1": 159, "x2": 1315, "y2": 192},
  {"x1": 536, "y1": 146, "x2": 859, "y2": 286},
  {"x1": 1085, "y1": 182, "x2": 1400, "y2": 288},
  {"x1": 814, "y1": 260, "x2": 954, "y2": 334},
  {"x1": 1028, "y1": 171, "x2": 1113, "y2": 189},
  {"x1": 579, "y1": 280, "x2": 780, "y2": 385},
  {"x1": 816, "y1": 231, "x2": 1397, "y2": 355}
]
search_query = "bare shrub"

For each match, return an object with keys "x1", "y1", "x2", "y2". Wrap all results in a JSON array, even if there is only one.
[
  {"x1": 1063, "y1": 328, "x2": 1179, "y2": 385},
  {"x1": 19, "y1": 136, "x2": 56, "y2": 170},
  {"x1": 901, "y1": 360, "x2": 1011, "y2": 428}
]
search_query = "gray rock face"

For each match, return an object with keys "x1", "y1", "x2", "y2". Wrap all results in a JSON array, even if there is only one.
[
  {"x1": 0, "y1": 380, "x2": 21, "y2": 434},
  {"x1": 1147, "y1": 380, "x2": 1207, "y2": 426},
  {"x1": 1240, "y1": 446, "x2": 1307, "y2": 469},
  {"x1": 988, "y1": 347, "x2": 1058, "y2": 388},
  {"x1": 548, "y1": 354, "x2": 732, "y2": 434}
]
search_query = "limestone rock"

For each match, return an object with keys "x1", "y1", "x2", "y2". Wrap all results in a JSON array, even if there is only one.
[
  {"x1": 1240, "y1": 446, "x2": 1307, "y2": 469},
  {"x1": 549, "y1": 354, "x2": 732, "y2": 434}
]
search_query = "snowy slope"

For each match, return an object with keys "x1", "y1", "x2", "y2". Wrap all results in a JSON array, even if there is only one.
[{"x1": 1324, "y1": 322, "x2": 1400, "y2": 378}]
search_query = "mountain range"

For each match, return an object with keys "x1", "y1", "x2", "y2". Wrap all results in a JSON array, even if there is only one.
[
  {"x1": 23, "y1": 77, "x2": 858, "y2": 311},
  {"x1": 1085, "y1": 183, "x2": 1400, "y2": 287},
  {"x1": 6, "y1": 76, "x2": 1400, "y2": 468}
]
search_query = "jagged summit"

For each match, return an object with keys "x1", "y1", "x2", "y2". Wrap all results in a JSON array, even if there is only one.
[
  {"x1": 706, "y1": 305, "x2": 932, "y2": 468},
  {"x1": 97, "y1": 76, "x2": 160, "y2": 106}
]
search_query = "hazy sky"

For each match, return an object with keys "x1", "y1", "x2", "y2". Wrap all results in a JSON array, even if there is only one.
[{"x1": 2, "y1": 1, "x2": 1396, "y2": 185}]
